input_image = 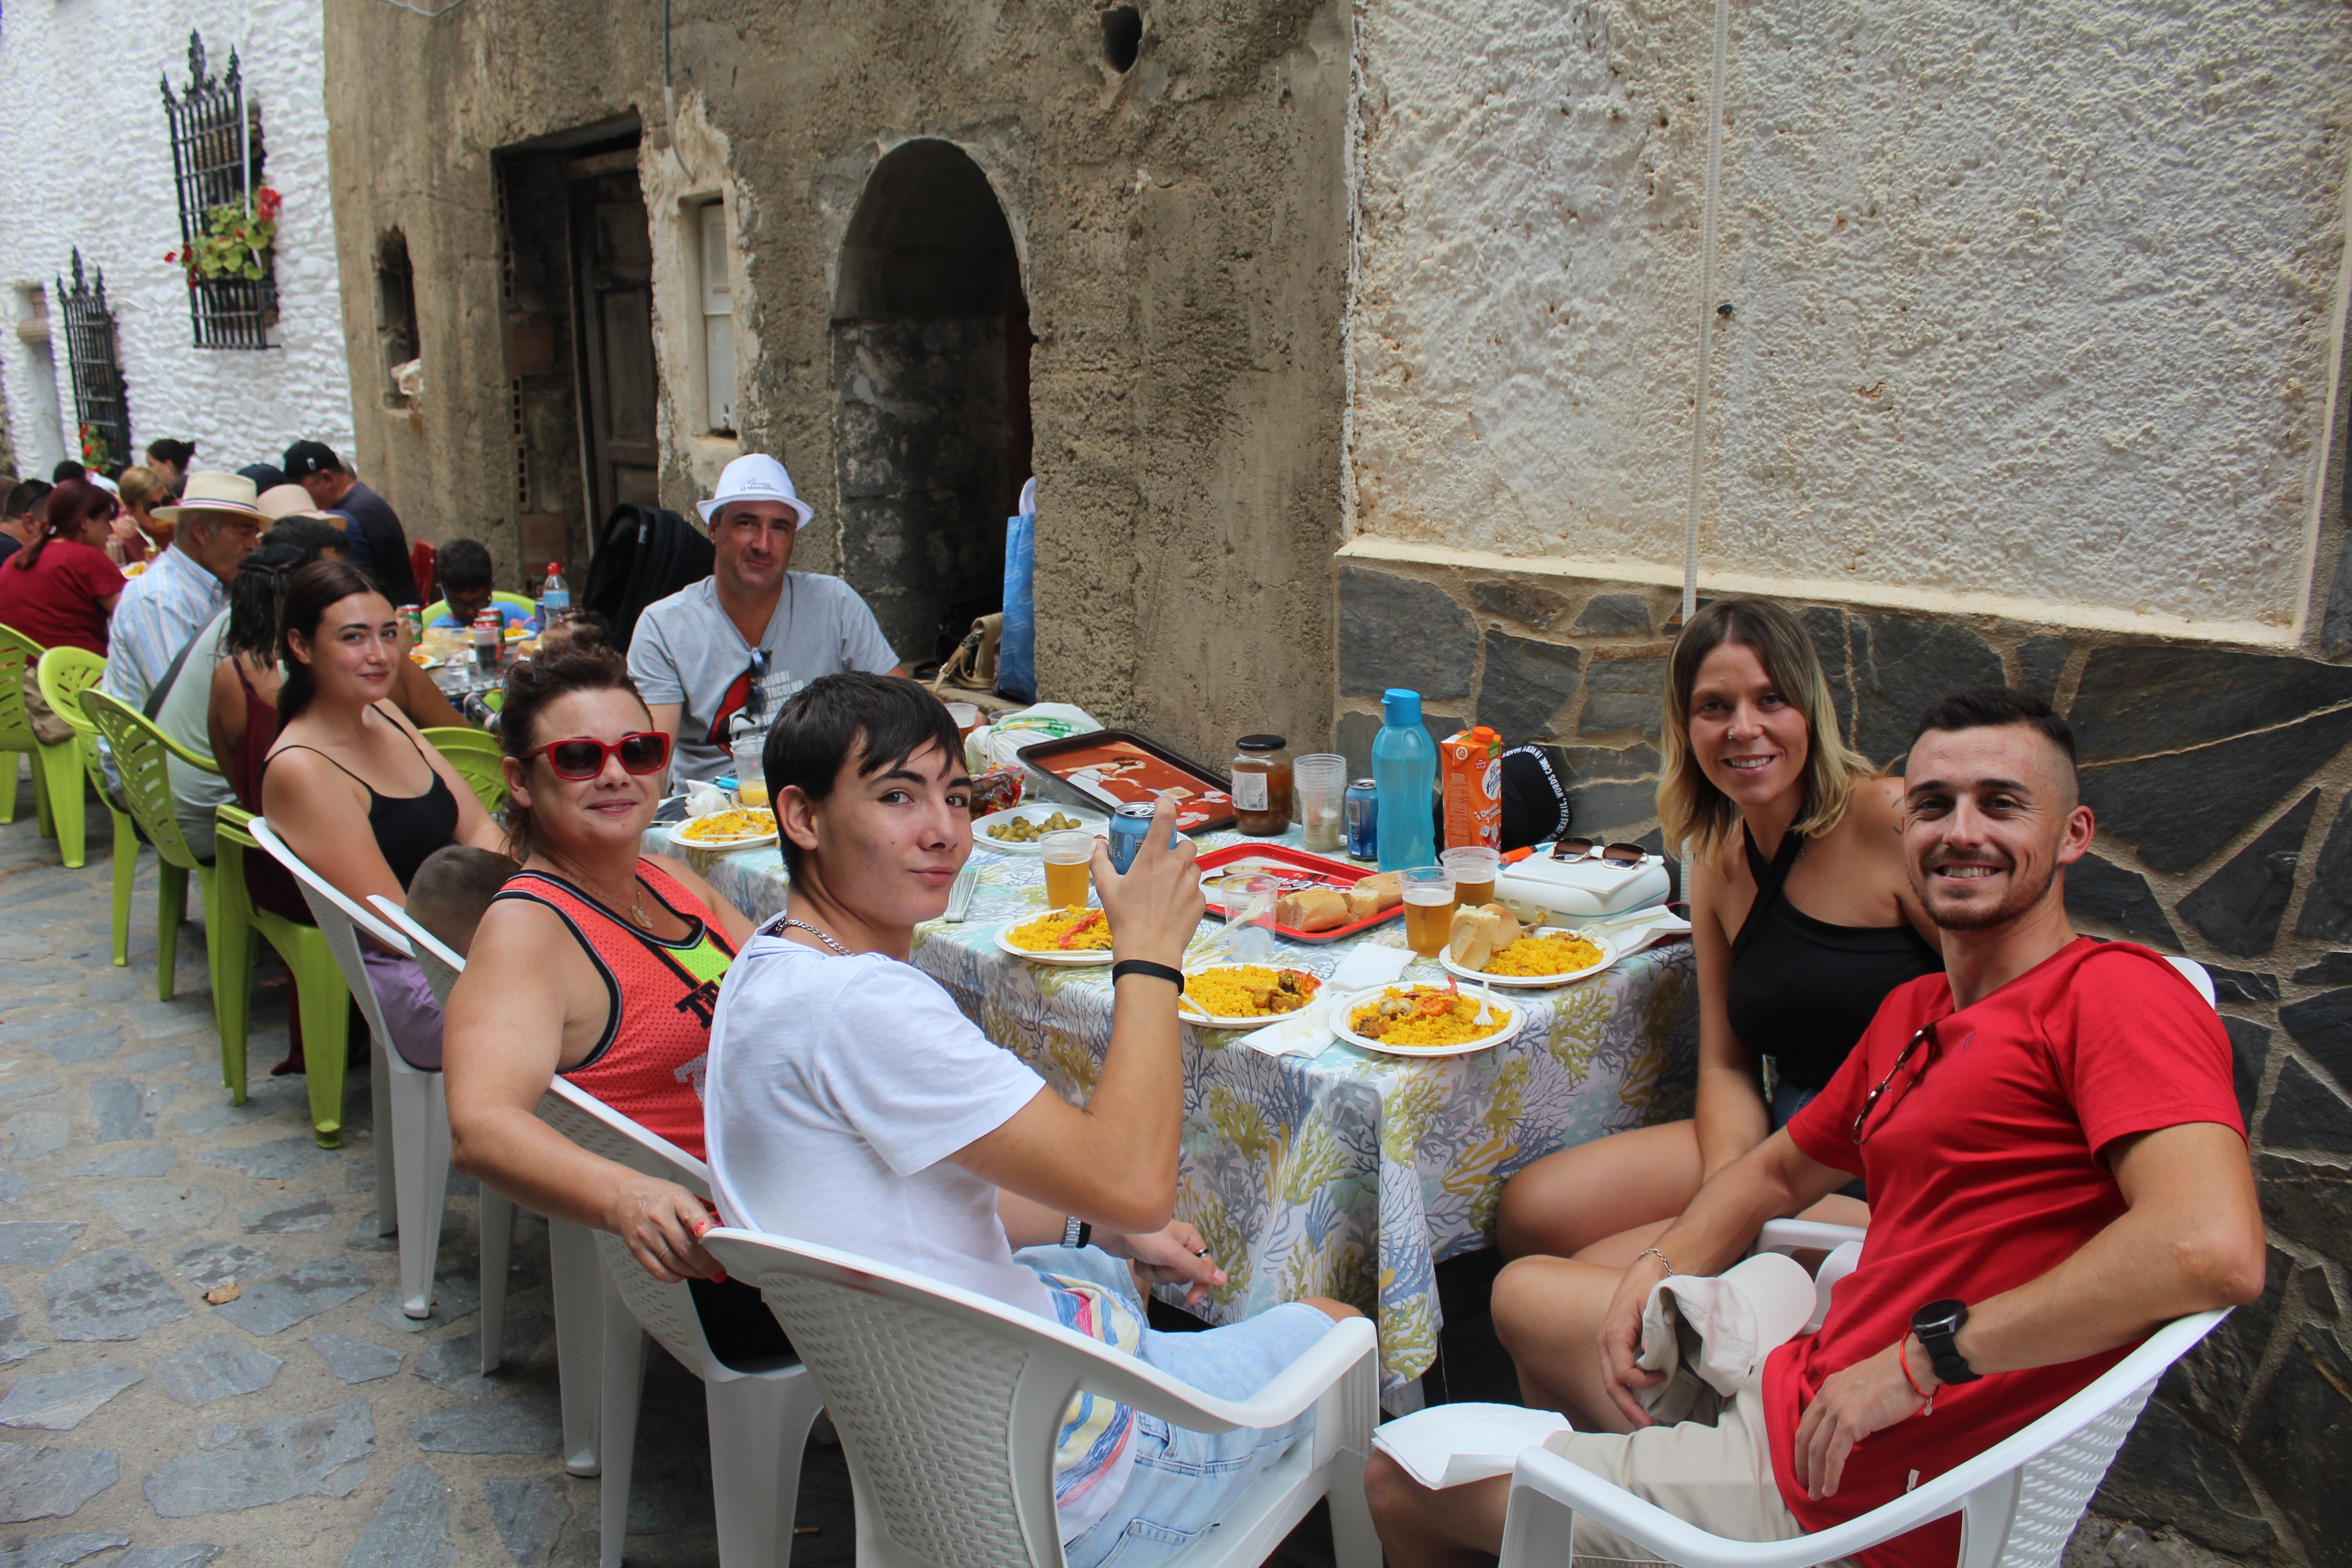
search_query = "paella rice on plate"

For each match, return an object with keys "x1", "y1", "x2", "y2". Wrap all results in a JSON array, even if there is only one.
[
  {"x1": 676, "y1": 807, "x2": 777, "y2": 842},
  {"x1": 1183, "y1": 965, "x2": 1321, "y2": 1019},
  {"x1": 1483, "y1": 932, "x2": 1605, "y2": 977},
  {"x1": 1348, "y1": 984, "x2": 1512, "y2": 1048},
  {"x1": 1004, "y1": 907, "x2": 1115, "y2": 951}
]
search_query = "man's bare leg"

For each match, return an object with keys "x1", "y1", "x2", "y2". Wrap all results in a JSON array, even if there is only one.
[
  {"x1": 1491, "y1": 1253, "x2": 1641, "y2": 1433},
  {"x1": 1365, "y1": 1452, "x2": 1511, "y2": 1568}
]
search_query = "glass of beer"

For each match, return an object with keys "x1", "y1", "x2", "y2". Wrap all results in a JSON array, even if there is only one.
[
  {"x1": 1441, "y1": 847, "x2": 1501, "y2": 910},
  {"x1": 1399, "y1": 867, "x2": 1456, "y2": 959},
  {"x1": 1042, "y1": 831, "x2": 1096, "y2": 911}
]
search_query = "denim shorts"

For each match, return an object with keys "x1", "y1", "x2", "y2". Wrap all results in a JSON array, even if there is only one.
[{"x1": 1017, "y1": 1246, "x2": 1338, "y2": 1568}]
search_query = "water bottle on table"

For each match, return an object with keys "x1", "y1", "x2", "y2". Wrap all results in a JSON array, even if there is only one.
[{"x1": 1373, "y1": 688, "x2": 1437, "y2": 871}]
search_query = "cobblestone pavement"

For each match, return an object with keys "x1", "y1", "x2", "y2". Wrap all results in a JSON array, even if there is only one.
[{"x1": 0, "y1": 776, "x2": 869, "y2": 1567}]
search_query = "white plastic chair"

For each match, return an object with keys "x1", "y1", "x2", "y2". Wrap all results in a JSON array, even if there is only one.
[
  {"x1": 1756, "y1": 956, "x2": 2223, "y2": 1333},
  {"x1": 372, "y1": 896, "x2": 607, "y2": 1477},
  {"x1": 1495, "y1": 1308, "x2": 2226, "y2": 1568},
  {"x1": 252, "y1": 819, "x2": 448, "y2": 1320},
  {"x1": 542, "y1": 1083, "x2": 825, "y2": 1568},
  {"x1": 378, "y1": 897, "x2": 823, "y2": 1562},
  {"x1": 701, "y1": 1225, "x2": 1384, "y2": 1568}
]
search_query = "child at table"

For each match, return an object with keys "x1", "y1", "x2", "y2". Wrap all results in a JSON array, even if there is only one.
[
  {"x1": 700, "y1": 671, "x2": 1367, "y2": 1568},
  {"x1": 405, "y1": 844, "x2": 519, "y2": 957}
]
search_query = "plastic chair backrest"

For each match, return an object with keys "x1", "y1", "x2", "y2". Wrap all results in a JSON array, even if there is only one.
[
  {"x1": 372, "y1": 897, "x2": 464, "y2": 1008},
  {"x1": 700, "y1": 1225, "x2": 1378, "y2": 1568},
  {"x1": 1498, "y1": 1308, "x2": 2223, "y2": 1568},
  {"x1": 0, "y1": 624, "x2": 41, "y2": 750},
  {"x1": 419, "y1": 727, "x2": 508, "y2": 816},
  {"x1": 248, "y1": 817, "x2": 412, "y2": 1052},
  {"x1": 35, "y1": 646, "x2": 106, "y2": 743},
  {"x1": 2164, "y1": 956, "x2": 2219, "y2": 1011},
  {"x1": 80, "y1": 691, "x2": 212, "y2": 872}
]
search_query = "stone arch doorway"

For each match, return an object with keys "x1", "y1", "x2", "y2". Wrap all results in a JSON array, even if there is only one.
[{"x1": 833, "y1": 140, "x2": 1033, "y2": 671}]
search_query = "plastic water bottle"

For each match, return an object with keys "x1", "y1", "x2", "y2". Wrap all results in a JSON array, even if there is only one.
[
  {"x1": 1373, "y1": 687, "x2": 1437, "y2": 871},
  {"x1": 539, "y1": 563, "x2": 571, "y2": 628}
]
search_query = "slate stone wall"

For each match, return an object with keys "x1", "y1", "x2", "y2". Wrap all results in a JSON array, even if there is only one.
[{"x1": 1336, "y1": 559, "x2": 2352, "y2": 1566}]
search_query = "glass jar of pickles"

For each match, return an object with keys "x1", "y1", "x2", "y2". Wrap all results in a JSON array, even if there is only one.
[{"x1": 1230, "y1": 735, "x2": 1293, "y2": 836}]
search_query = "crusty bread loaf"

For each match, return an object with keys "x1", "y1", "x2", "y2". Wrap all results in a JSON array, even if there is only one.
[
  {"x1": 1485, "y1": 902, "x2": 1523, "y2": 949},
  {"x1": 1449, "y1": 905, "x2": 1499, "y2": 969},
  {"x1": 1347, "y1": 871, "x2": 1403, "y2": 921},
  {"x1": 1277, "y1": 887, "x2": 1352, "y2": 932}
]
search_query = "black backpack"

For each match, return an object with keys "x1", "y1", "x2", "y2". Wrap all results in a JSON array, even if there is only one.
[{"x1": 579, "y1": 503, "x2": 715, "y2": 655}]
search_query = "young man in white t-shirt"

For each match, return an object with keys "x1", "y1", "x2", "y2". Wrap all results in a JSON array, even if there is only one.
[{"x1": 703, "y1": 672, "x2": 1361, "y2": 1568}]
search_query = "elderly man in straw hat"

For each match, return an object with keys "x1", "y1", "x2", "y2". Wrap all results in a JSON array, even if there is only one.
[{"x1": 100, "y1": 470, "x2": 264, "y2": 714}]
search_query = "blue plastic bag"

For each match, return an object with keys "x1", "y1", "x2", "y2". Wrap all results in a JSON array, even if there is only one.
[{"x1": 998, "y1": 478, "x2": 1037, "y2": 703}]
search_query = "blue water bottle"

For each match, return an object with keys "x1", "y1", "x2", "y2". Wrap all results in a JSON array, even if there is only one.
[{"x1": 1372, "y1": 688, "x2": 1437, "y2": 871}]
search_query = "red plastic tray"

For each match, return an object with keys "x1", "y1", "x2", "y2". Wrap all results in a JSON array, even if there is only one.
[{"x1": 1195, "y1": 843, "x2": 1402, "y2": 945}]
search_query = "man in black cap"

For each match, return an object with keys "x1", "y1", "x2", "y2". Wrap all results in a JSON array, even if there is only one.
[{"x1": 283, "y1": 439, "x2": 418, "y2": 604}]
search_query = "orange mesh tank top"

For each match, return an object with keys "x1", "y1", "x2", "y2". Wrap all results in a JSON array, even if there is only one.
[{"x1": 492, "y1": 859, "x2": 737, "y2": 1160}]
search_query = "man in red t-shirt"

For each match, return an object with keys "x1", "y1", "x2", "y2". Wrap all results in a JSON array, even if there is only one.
[{"x1": 1368, "y1": 687, "x2": 2264, "y2": 1568}]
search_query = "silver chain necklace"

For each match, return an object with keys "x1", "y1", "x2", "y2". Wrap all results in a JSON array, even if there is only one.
[{"x1": 773, "y1": 915, "x2": 852, "y2": 956}]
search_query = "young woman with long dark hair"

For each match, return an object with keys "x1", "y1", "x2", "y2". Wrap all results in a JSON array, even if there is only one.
[{"x1": 0, "y1": 478, "x2": 124, "y2": 653}]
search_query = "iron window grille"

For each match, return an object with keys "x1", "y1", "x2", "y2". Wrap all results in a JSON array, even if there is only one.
[
  {"x1": 161, "y1": 32, "x2": 276, "y2": 351},
  {"x1": 56, "y1": 252, "x2": 132, "y2": 472}
]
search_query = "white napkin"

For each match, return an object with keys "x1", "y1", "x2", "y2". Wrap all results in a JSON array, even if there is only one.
[
  {"x1": 1248, "y1": 995, "x2": 1337, "y2": 1058},
  {"x1": 1371, "y1": 1403, "x2": 1571, "y2": 1490},
  {"x1": 1329, "y1": 943, "x2": 1412, "y2": 991},
  {"x1": 1578, "y1": 907, "x2": 1693, "y2": 959},
  {"x1": 1635, "y1": 1251, "x2": 1816, "y2": 1403},
  {"x1": 684, "y1": 780, "x2": 732, "y2": 818}
]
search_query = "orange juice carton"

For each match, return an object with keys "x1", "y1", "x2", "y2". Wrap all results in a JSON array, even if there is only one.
[{"x1": 1441, "y1": 726, "x2": 1503, "y2": 850}]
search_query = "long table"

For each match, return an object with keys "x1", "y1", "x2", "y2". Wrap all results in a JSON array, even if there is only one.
[{"x1": 670, "y1": 826, "x2": 1697, "y2": 1397}]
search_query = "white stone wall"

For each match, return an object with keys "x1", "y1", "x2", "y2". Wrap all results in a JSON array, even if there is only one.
[
  {"x1": 0, "y1": 0, "x2": 353, "y2": 479},
  {"x1": 1346, "y1": 0, "x2": 2352, "y2": 641}
]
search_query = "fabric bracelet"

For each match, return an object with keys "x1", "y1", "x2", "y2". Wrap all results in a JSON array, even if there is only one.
[
  {"x1": 1110, "y1": 959, "x2": 1185, "y2": 994},
  {"x1": 1899, "y1": 1338, "x2": 1936, "y2": 1413}
]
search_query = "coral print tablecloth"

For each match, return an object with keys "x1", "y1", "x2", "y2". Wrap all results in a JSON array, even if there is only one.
[{"x1": 666, "y1": 826, "x2": 1697, "y2": 1397}]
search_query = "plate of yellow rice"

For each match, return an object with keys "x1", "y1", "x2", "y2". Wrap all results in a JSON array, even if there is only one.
[
  {"x1": 1441, "y1": 927, "x2": 1615, "y2": 989},
  {"x1": 671, "y1": 807, "x2": 778, "y2": 849},
  {"x1": 1334, "y1": 983, "x2": 1519, "y2": 1057},
  {"x1": 995, "y1": 906, "x2": 1117, "y2": 965},
  {"x1": 1177, "y1": 964, "x2": 1325, "y2": 1029}
]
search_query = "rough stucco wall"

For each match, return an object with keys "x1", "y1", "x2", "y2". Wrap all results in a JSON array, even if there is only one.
[
  {"x1": 0, "y1": 3, "x2": 354, "y2": 477},
  {"x1": 1348, "y1": 0, "x2": 2352, "y2": 640},
  {"x1": 324, "y1": 0, "x2": 1351, "y2": 763}
]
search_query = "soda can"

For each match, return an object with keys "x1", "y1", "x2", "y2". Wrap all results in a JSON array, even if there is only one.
[
  {"x1": 1106, "y1": 800, "x2": 1183, "y2": 874},
  {"x1": 397, "y1": 604, "x2": 424, "y2": 645},
  {"x1": 1346, "y1": 779, "x2": 1379, "y2": 861},
  {"x1": 471, "y1": 611, "x2": 503, "y2": 671}
]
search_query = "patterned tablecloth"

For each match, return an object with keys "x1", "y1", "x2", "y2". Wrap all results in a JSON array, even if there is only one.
[{"x1": 665, "y1": 825, "x2": 1697, "y2": 1395}]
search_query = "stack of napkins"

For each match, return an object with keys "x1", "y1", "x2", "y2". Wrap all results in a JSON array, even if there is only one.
[
  {"x1": 1247, "y1": 943, "x2": 1412, "y2": 1058},
  {"x1": 1372, "y1": 1403, "x2": 1572, "y2": 1490}
]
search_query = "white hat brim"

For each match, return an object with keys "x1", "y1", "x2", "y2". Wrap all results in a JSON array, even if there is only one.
[
  {"x1": 698, "y1": 492, "x2": 814, "y2": 529},
  {"x1": 152, "y1": 500, "x2": 266, "y2": 524}
]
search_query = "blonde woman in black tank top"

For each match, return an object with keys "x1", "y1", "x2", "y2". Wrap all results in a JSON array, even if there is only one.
[{"x1": 1487, "y1": 598, "x2": 1941, "y2": 1433}]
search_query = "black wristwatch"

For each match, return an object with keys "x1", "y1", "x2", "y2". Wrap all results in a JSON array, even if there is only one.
[
  {"x1": 1911, "y1": 1299, "x2": 1981, "y2": 1385},
  {"x1": 1063, "y1": 1215, "x2": 1092, "y2": 1250}
]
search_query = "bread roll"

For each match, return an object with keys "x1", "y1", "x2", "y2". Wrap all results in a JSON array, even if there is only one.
[
  {"x1": 1277, "y1": 887, "x2": 1352, "y2": 932},
  {"x1": 1347, "y1": 871, "x2": 1403, "y2": 921},
  {"x1": 1449, "y1": 906, "x2": 1499, "y2": 970},
  {"x1": 1484, "y1": 903, "x2": 1522, "y2": 950}
]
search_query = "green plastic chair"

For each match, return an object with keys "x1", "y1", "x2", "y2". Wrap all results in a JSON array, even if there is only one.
[
  {"x1": 0, "y1": 625, "x2": 54, "y2": 835},
  {"x1": 81, "y1": 691, "x2": 219, "y2": 1004},
  {"x1": 213, "y1": 804, "x2": 353, "y2": 1142},
  {"x1": 421, "y1": 590, "x2": 537, "y2": 626},
  {"x1": 35, "y1": 646, "x2": 125, "y2": 894},
  {"x1": 421, "y1": 726, "x2": 508, "y2": 816}
]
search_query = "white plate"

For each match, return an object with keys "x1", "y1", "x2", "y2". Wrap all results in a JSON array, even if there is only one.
[
  {"x1": 669, "y1": 809, "x2": 779, "y2": 852},
  {"x1": 1440, "y1": 927, "x2": 1618, "y2": 989},
  {"x1": 971, "y1": 804, "x2": 1110, "y2": 856},
  {"x1": 994, "y1": 918, "x2": 1116, "y2": 966},
  {"x1": 1176, "y1": 964, "x2": 1328, "y2": 1030},
  {"x1": 1332, "y1": 984, "x2": 1522, "y2": 1058}
]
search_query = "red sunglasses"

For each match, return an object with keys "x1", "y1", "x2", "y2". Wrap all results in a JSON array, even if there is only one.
[{"x1": 522, "y1": 732, "x2": 672, "y2": 780}]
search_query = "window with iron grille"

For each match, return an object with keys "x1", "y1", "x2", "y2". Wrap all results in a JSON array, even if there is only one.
[
  {"x1": 161, "y1": 31, "x2": 276, "y2": 351},
  {"x1": 56, "y1": 252, "x2": 132, "y2": 472}
]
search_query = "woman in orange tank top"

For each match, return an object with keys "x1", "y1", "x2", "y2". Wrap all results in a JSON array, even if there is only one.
[{"x1": 443, "y1": 644, "x2": 756, "y2": 1298}]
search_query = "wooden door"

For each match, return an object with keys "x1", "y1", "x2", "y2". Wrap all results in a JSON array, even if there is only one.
[{"x1": 568, "y1": 155, "x2": 660, "y2": 529}]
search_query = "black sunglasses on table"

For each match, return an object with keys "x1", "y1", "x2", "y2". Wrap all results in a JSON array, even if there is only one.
[{"x1": 1550, "y1": 837, "x2": 1648, "y2": 868}]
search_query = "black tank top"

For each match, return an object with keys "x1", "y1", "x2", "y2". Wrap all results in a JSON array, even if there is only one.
[
  {"x1": 268, "y1": 709, "x2": 461, "y2": 890},
  {"x1": 1723, "y1": 827, "x2": 1944, "y2": 1090}
]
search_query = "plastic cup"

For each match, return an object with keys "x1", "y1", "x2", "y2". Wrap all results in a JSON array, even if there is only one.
[
  {"x1": 731, "y1": 738, "x2": 769, "y2": 808},
  {"x1": 1295, "y1": 754, "x2": 1348, "y2": 853},
  {"x1": 1399, "y1": 867, "x2": 1456, "y2": 958},
  {"x1": 1041, "y1": 830, "x2": 1095, "y2": 910},
  {"x1": 946, "y1": 701, "x2": 981, "y2": 739},
  {"x1": 1441, "y1": 846, "x2": 1502, "y2": 910},
  {"x1": 1219, "y1": 872, "x2": 1280, "y2": 963}
]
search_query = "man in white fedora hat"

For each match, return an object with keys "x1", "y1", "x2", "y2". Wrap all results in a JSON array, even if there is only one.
[
  {"x1": 100, "y1": 470, "x2": 264, "y2": 714},
  {"x1": 628, "y1": 453, "x2": 907, "y2": 781}
]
